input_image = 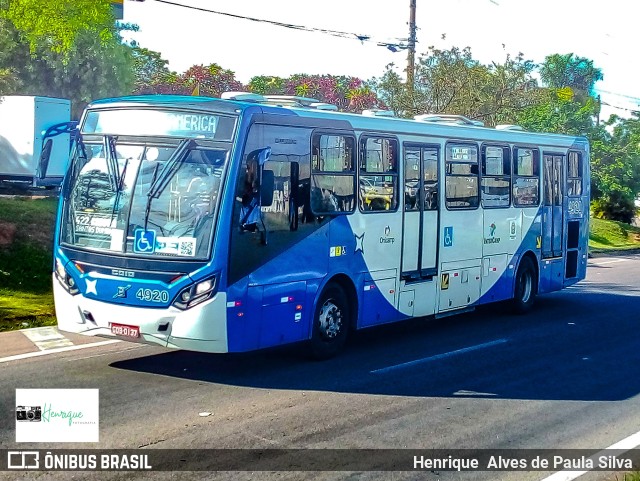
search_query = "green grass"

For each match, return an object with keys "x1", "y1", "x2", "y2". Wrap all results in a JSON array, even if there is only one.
[
  {"x1": 589, "y1": 217, "x2": 640, "y2": 252},
  {"x1": 0, "y1": 196, "x2": 57, "y2": 331},
  {"x1": 0, "y1": 289, "x2": 56, "y2": 332}
]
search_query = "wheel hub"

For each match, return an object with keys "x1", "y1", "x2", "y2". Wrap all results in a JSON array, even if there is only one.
[{"x1": 319, "y1": 300, "x2": 342, "y2": 339}]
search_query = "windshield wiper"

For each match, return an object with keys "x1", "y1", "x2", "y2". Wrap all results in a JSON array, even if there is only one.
[
  {"x1": 147, "y1": 138, "x2": 194, "y2": 199},
  {"x1": 103, "y1": 135, "x2": 120, "y2": 192},
  {"x1": 110, "y1": 157, "x2": 130, "y2": 222},
  {"x1": 142, "y1": 139, "x2": 194, "y2": 232}
]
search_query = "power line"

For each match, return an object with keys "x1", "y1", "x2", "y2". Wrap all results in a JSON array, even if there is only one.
[
  {"x1": 146, "y1": 0, "x2": 410, "y2": 52},
  {"x1": 600, "y1": 100, "x2": 639, "y2": 114},
  {"x1": 595, "y1": 88, "x2": 640, "y2": 103},
  {"x1": 135, "y1": 0, "x2": 640, "y2": 107}
]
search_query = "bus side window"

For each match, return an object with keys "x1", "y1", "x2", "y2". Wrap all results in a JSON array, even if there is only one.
[
  {"x1": 359, "y1": 136, "x2": 399, "y2": 212},
  {"x1": 311, "y1": 133, "x2": 355, "y2": 214},
  {"x1": 513, "y1": 147, "x2": 540, "y2": 206},
  {"x1": 568, "y1": 151, "x2": 583, "y2": 196},
  {"x1": 445, "y1": 143, "x2": 479, "y2": 209},
  {"x1": 481, "y1": 145, "x2": 511, "y2": 208}
]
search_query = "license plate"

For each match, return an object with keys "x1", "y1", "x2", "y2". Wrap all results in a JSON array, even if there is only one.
[{"x1": 110, "y1": 323, "x2": 140, "y2": 339}]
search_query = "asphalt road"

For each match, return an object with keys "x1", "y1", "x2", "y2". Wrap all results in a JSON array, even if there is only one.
[{"x1": 1, "y1": 254, "x2": 640, "y2": 481}]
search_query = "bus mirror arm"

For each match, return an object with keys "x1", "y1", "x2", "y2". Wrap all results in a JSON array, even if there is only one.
[
  {"x1": 37, "y1": 139, "x2": 53, "y2": 180},
  {"x1": 256, "y1": 147, "x2": 272, "y2": 246},
  {"x1": 37, "y1": 121, "x2": 79, "y2": 180},
  {"x1": 258, "y1": 169, "x2": 274, "y2": 246}
]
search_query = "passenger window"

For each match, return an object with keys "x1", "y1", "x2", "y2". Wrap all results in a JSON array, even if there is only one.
[
  {"x1": 423, "y1": 149, "x2": 438, "y2": 211},
  {"x1": 481, "y1": 145, "x2": 510, "y2": 208},
  {"x1": 359, "y1": 137, "x2": 398, "y2": 212},
  {"x1": 311, "y1": 133, "x2": 355, "y2": 214},
  {"x1": 445, "y1": 143, "x2": 478, "y2": 209},
  {"x1": 568, "y1": 151, "x2": 583, "y2": 196},
  {"x1": 513, "y1": 148, "x2": 540, "y2": 206}
]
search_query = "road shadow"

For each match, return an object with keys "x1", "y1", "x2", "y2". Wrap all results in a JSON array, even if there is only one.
[{"x1": 110, "y1": 288, "x2": 640, "y2": 403}]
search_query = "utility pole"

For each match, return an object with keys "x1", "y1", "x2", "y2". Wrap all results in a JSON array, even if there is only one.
[{"x1": 407, "y1": 0, "x2": 417, "y2": 97}]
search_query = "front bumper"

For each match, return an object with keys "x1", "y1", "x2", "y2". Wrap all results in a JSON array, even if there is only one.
[{"x1": 53, "y1": 275, "x2": 229, "y2": 353}]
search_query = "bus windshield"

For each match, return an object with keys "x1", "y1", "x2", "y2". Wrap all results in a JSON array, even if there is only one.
[{"x1": 60, "y1": 137, "x2": 229, "y2": 260}]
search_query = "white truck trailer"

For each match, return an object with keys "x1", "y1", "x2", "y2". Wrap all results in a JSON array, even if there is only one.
[{"x1": 0, "y1": 95, "x2": 71, "y2": 186}]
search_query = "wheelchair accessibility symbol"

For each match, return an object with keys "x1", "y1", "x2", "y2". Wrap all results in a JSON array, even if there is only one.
[
  {"x1": 443, "y1": 226, "x2": 453, "y2": 247},
  {"x1": 134, "y1": 229, "x2": 156, "y2": 254}
]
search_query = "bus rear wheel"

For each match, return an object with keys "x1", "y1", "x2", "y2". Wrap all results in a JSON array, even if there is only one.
[
  {"x1": 309, "y1": 283, "x2": 349, "y2": 360},
  {"x1": 512, "y1": 256, "x2": 536, "y2": 314}
]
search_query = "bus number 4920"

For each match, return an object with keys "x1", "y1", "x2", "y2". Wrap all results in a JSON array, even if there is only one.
[{"x1": 136, "y1": 288, "x2": 169, "y2": 303}]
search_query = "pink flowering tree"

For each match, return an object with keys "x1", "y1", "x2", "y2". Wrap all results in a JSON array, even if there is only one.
[
  {"x1": 249, "y1": 74, "x2": 383, "y2": 112},
  {"x1": 136, "y1": 63, "x2": 245, "y2": 97}
]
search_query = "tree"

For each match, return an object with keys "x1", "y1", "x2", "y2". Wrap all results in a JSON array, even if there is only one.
[
  {"x1": 137, "y1": 63, "x2": 245, "y2": 97},
  {"x1": 516, "y1": 53, "x2": 603, "y2": 135},
  {"x1": 0, "y1": 67, "x2": 19, "y2": 93},
  {"x1": 370, "y1": 46, "x2": 540, "y2": 125},
  {"x1": 1, "y1": 0, "x2": 116, "y2": 55},
  {"x1": 515, "y1": 89, "x2": 598, "y2": 135},
  {"x1": 131, "y1": 45, "x2": 174, "y2": 94},
  {"x1": 590, "y1": 115, "x2": 640, "y2": 222},
  {"x1": 249, "y1": 74, "x2": 381, "y2": 112},
  {"x1": 0, "y1": 2, "x2": 135, "y2": 118},
  {"x1": 539, "y1": 53, "x2": 603, "y2": 96},
  {"x1": 514, "y1": 53, "x2": 636, "y2": 221},
  {"x1": 180, "y1": 64, "x2": 244, "y2": 97}
]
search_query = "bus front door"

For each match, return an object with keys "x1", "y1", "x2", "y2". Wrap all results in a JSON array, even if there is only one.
[
  {"x1": 542, "y1": 153, "x2": 565, "y2": 259},
  {"x1": 400, "y1": 145, "x2": 439, "y2": 317}
]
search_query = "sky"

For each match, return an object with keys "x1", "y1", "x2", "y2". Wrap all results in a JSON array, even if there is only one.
[{"x1": 121, "y1": 0, "x2": 640, "y2": 120}]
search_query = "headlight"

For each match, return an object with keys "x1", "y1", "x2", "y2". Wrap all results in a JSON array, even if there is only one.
[
  {"x1": 55, "y1": 259, "x2": 66, "y2": 279},
  {"x1": 173, "y1": 275, "x2": 217, "y2": 310},
  {"x1": 195, "y1": 279, "x2": 214, "y2": 296},
  {"x1": 54, "y1": 258, "x2": 79, "y2": 295}
]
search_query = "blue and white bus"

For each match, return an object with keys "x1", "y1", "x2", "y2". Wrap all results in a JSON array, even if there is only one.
[{"x1": 45, "y1": 93, "x2": 590, "y2": 359}]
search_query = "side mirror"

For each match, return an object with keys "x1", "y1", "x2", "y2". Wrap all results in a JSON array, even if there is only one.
[
  {"x1": 260, "y1": 169, "x2": 274, "y2": 206},
  {"x1": 37, "y1": 139, "x2": 53, "y2": 180}
]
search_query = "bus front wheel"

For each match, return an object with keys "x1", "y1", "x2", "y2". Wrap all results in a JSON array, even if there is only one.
[
  {"x1": 512, "y1": 256, "x2": 536, "y2": 314},
  {"x1": 309, "y1": 283, "x2": 349, "y2": 360}
]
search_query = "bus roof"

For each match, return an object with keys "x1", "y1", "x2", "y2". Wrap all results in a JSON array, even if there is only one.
[{"x1": 86, "y1": 94, "x2": 589, "y2": 148}]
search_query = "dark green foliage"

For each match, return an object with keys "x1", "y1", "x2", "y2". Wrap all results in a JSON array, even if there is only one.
[
  {"x1": 591, "y1": 193, "x2": 637, "y2": 224},
  {"x1": 0, "y1": 198, "x2": 56, "y2": 293},
  {"x1": 0, "y1": 197, "x2": 57, "y2": 330},
  {"x1": 0, "y1": 242, "x2": 52, "y2": 292},
  {"x1": 370, "y1": 46, "x2": 540, "y2": 123},
  {"x1": 0, "y1": 1, "x2": 135, "y2": 118}
]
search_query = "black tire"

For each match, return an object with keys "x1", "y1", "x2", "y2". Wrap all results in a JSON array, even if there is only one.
[
  {"x1": 512, "y1": 256, "x2": 537, "y2": 314},
  {"x1": 309, "y1": 283, "x2": 349, "y2": 360}
]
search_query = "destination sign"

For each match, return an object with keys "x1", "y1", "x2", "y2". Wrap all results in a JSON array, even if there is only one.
[{"x1": 82, "y1": 109, "x2": 236, "y2": 140}]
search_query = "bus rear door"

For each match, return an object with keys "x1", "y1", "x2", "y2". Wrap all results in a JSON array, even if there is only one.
[
  {"x1": 542, "y1": 153, "x2": 565, "y2": 259},
  {"x1": 400, "y1": 144, "x2": 439, "y2": 317}
]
